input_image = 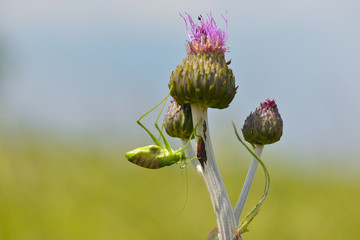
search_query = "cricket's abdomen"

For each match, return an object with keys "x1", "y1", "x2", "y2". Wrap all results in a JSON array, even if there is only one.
[{"x1": 125, "y1": 145, "x2": 182, "y2": 169}]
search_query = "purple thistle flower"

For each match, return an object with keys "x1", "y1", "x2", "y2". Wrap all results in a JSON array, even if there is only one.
[{"x1": 180, "y1": 12, "x2": 229, "y2": 55}]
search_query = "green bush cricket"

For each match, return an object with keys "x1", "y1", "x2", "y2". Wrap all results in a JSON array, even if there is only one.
[{"x1": 125, "y1": 88, "x2": 197, "y2": 169}]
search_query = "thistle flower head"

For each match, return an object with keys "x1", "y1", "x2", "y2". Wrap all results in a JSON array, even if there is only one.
[
  {"x1": 180, "y1": 12, "x2": 228, "y2": 55},
  {"x1": 169, "y1": 11, "x2": 237, "y2": 109},
  {"x1": 242, "y1": 99, "x2": 283, "y2": 145}
]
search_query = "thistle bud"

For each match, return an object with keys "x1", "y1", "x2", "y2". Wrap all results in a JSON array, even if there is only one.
[
  {"x1": 163, "y1": 99, "x2": 194, "y2": 139},
  {"x1": 169, "y1": 12, "x2": 238, "y2": 109},
  {"x1": 242, "y1": 99, "x2": 283, "y2": 145}
]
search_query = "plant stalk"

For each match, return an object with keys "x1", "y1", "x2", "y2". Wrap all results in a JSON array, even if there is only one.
[
  {"x1": 190, "y1": 104, "x2": 237, "y2": 240},
  {"x1": 234, "y1": 145, "x2": 264, "y2": 222}
]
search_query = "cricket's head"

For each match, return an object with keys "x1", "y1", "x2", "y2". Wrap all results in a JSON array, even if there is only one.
[{"x1": 180, "y1": 12, "x2": 228, "y2": 55}]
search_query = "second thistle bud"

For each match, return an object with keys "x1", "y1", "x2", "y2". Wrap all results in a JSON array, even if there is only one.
[
  {"x1": 164, "y1": 99, "x2": 194, "y2": 139},
  {"x1": 242, "y1": 99, "x2": 283, "y2": 145}
]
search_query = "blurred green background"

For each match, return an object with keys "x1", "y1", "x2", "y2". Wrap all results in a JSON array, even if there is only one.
[
  {"x1": 0, "y1": 133, "x2": 359, "y2": 240},
  {"x1": 1, "y1": 0, "x2": 360, "y2": 239}
]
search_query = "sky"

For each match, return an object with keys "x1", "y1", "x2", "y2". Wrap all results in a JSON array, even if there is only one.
[{"x1": 0, "y1": 0, "x2": 359, "y2": 163}]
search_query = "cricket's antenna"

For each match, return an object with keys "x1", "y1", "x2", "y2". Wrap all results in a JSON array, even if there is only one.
[{"x1": 177, "y1": 167, "x2": 190, "y2": 216}]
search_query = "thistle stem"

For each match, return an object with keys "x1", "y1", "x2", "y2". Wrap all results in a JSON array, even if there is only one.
[
  {"x1": 234, "y1": 145, "x2": 264, "y2": 222},
  {"x1": 190, "y1": 104, "x2": 237, "y2": 240}
]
